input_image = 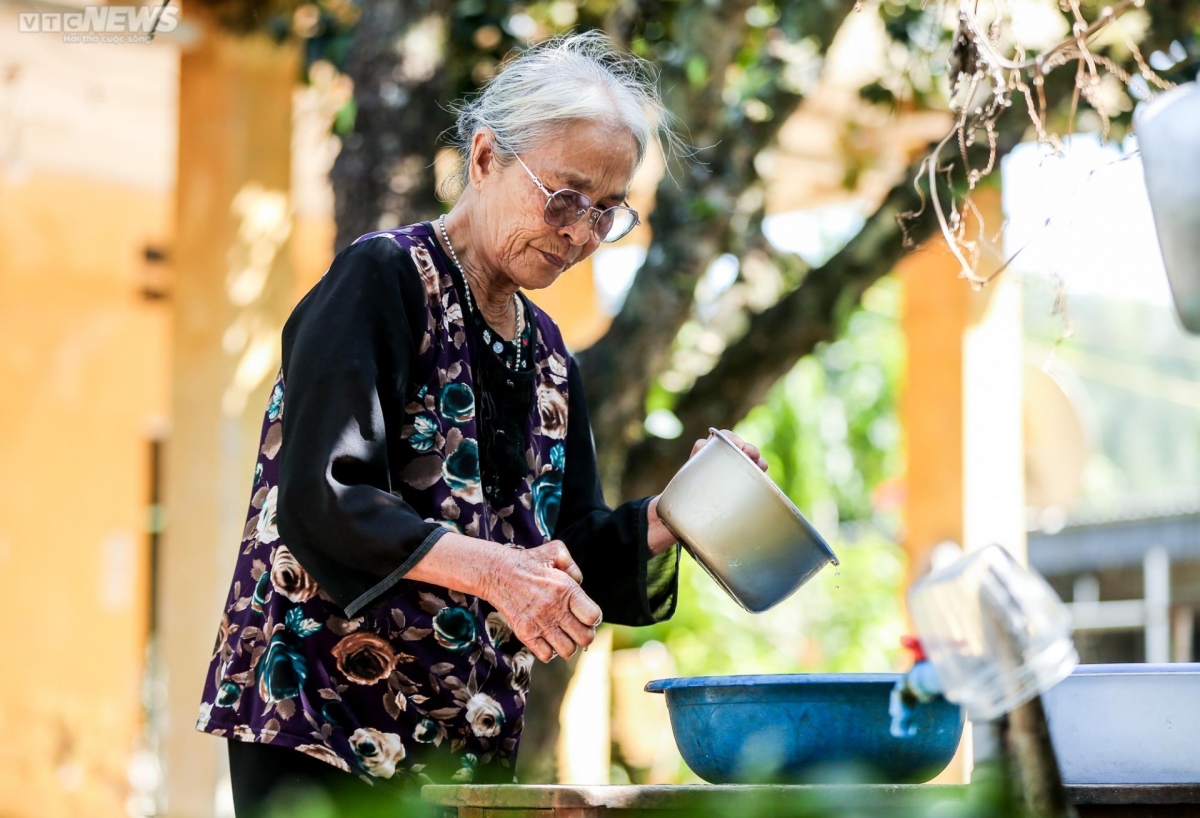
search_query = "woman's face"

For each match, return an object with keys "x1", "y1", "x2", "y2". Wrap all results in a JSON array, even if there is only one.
[{"x1": 470, "y1": 120, "x2": 638, "y2": 291}]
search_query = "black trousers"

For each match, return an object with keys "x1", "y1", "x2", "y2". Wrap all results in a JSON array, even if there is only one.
[{"x1": 226, "y1": 740, "x2": 424, "y2": 818}]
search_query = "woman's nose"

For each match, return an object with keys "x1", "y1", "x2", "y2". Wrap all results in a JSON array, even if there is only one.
[{"x1": 558, "y1": 218, "x2": 594, "y2": 247}]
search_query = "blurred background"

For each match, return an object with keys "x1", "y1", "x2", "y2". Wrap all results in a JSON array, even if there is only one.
[{"x1": 1, "y1": 0, "x2": 1199, "y2": 815}]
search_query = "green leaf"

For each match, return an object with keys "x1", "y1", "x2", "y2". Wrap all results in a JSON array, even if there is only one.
[{"x1": 332, "y1": 97, "x2": 357, "y2": 137}]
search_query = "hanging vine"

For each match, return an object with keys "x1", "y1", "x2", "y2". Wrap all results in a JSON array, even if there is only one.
[{"x1": 903, "y1": 0, "x2": 1175, "y2": 287}]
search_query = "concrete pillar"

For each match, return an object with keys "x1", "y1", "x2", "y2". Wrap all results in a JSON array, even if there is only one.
[
  {"x1": 962, "y1": 205, "x2": 1026, "y2": 563},
  {"x1": 899, "y1": 239, "x2": 969, "y2": 583},
  {"x1": 1144, "y1": 547, "x2": 1171, "y2": 664},
  {"x1": 902, "y1": 188, "x2": 1024, "y2": 574},
  {"x1": 160, "y1": 17, "x2": 297, "y2": 817},
  {"x1": 557, "y1": 628, "x2": 613, "y2": 785},
  {"x1": 900, "y1": 187, "x2": 1024, "y2": 783}
]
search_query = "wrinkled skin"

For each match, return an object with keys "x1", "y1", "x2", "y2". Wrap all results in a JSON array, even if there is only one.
[
  {"x1": 435, "y1": 120, "x2": 638, "y2": 334},
  {"x1": 481, "y1": 540, "x2": 601, "y2": 663}
]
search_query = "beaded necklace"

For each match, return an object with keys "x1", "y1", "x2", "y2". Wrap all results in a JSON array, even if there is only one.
[{"x1": 438, "y1": 215, "x2": 529, "y2": 370}]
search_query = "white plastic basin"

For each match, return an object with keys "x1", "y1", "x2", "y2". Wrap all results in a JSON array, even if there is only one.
[{"x1": 1042, "y1": 663, "x2": 1200, "y2": 784}]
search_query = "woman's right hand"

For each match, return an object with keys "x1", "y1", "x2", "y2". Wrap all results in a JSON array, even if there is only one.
[
  {"x1": 406, "y1": 533, "x2": 602, "y2": 663},
  {"x1": 482, "y1": 541, "x2": 603, "y2": 663}
]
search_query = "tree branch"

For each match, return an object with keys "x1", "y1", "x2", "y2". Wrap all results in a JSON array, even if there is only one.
[
  {"x1": 577, "y1": 1, "x2": 855, "y2": 492},
  {"x1": 619, "y1": 111, "x2": 1032, "y2": 499}
]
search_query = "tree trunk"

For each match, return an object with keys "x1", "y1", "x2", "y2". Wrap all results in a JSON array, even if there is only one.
[{"x1": 329, "y1": 0, "x2": 452, "y2": 253}]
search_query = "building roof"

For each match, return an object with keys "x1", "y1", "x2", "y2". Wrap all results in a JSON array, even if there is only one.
[{"x1": 1029, "y1": 490, "x2": 1200, "y2": 576}]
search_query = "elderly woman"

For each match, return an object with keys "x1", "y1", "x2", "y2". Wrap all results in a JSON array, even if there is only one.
[{"x1": 197, "y1": 32, "x2": 767, "y2": 814}]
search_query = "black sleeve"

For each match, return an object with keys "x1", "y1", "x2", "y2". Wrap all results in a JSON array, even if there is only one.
[
  {"x1": 553, "y1": 360, "x2": 680, "y2": 627},
  {"x1": 276, "y1": 235, "x2": 449, "y2": 617}
]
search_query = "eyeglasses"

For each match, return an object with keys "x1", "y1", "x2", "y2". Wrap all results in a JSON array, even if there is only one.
[{"x1": 510, "y1": 151, "x2": 640, "y2": 243}]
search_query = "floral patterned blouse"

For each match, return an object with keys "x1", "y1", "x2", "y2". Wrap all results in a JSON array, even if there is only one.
[{"x1": 196, "y1": 223, "x2": 679, "y2": 787}]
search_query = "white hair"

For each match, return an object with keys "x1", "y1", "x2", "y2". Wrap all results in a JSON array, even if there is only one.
[{"x1": 450, "y1": 30, "x2": 677, "y2": 187}]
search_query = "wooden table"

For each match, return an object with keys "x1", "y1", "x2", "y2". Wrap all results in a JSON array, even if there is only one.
[{"x1": 423, "y1": 783, "x2": 1200, "y2": 818}]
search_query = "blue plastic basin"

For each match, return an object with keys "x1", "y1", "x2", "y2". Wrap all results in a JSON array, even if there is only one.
[{"x1": 646, "y1": 674, "x2": 964, "y2": 784}]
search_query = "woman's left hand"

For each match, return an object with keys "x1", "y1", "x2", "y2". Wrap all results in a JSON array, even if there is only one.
[{"x1": 646, "y1": 429, "x2": 769, "y2": 555}]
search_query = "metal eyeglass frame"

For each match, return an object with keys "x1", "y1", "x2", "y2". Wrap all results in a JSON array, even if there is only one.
[{"x1": 509, "y1": 151, "x2": 641, "y2": 243}]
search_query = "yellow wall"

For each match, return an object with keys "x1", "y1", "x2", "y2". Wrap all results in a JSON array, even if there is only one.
[
  {"x1": 160, "y1": 26, "x2": 300, "y2": 817},
  {"x1": 0, "y1": 172, "x2": 171, "y2": 816},
  {"x1": 0, "y1": 23, "x2": 625, "y2": 814}
]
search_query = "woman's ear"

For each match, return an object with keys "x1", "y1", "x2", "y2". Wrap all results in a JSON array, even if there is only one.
[{"x1": 468, "y1": 129, "x2": 497, "y2": 190}]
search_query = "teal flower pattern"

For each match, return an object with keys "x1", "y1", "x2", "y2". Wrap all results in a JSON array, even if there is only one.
[
  {"x1": 413, "y1": 718, "x2": 440, "y2": 744},
  {"x1": 531, "y1": 442, "x2": 566, "y2": 539},
  {"x1": 321, "y1": 700, "x2": 352, "y2": 728},
  {"x1": 215, "y1": 680, "x2": 242, "y2": 708},
  {"x1": 267, "y1": 382, "x2": 284, "y2": 421},
  {"x1": 432, "y1": 606, "x2": 476, "y2": 653},
  {"x1": 439, "y1": 383, "x2": 475, "y2": 425},
  {"x1": 257, "y1": 632, "x2": 307, "y2": 703},
  {"x1": 531, "y1": 471, "x2": 562, "y2": 539},
  {"x1": 250, "y1": 572, "x2": 271, "y2": 615},
  {"x1": 444, "y1": 438, "x2": 482, "y2": 504}
]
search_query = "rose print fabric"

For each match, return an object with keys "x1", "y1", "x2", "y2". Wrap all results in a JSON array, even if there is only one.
[{"x1": 196, "y1": 224, "x2": 679, "y2": 787}]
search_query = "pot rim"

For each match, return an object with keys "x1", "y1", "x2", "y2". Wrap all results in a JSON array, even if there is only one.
[
  {"x1": 1068, "y1": 662, "x2": 1200, "y2": 676},
  {"x1": 1133, "y1": 79, "x2": 1199, "y2": 130},
  {"x1": 645, "y1": 672, "x2": 904, "y2": 692}
]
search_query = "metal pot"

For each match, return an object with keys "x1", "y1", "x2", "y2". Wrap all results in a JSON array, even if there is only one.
[
  {"x1": 656, "y1": 428, "x2": 838, "y2": 613},
  {"x1": 1135, "y1": 81, "x2": 1200, "y2": 333}
]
